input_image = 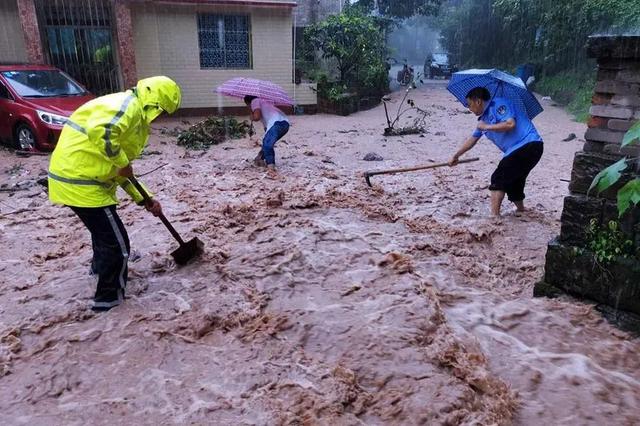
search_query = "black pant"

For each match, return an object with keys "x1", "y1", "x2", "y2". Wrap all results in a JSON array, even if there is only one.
[
  {"x1": 70, "y1": 205, "x2": 129, "y2": 310},
  {"x1": 489, "y1": 142, "x2": 543, "y2": 202}
]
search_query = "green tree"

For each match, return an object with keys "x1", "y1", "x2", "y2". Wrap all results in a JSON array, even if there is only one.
[
  {"x1": 438, "y1": 0, "x2": 640, "y2": 73},
  {"x1": 304, "y1": 10, "x2": 387, "y2": 85}
]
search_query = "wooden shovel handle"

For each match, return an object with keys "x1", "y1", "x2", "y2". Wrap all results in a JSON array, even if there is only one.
[
  {"x1": 129, "y1": 176, "x2": 185, "y2": 245},
  {"x1": 366, "y1": 157, "x2": 479, "y2": 177}
]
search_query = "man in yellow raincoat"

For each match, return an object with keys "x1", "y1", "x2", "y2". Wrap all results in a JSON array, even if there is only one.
[{"x1": 48, "y1": 76, "x2": 181, "y2": 311}]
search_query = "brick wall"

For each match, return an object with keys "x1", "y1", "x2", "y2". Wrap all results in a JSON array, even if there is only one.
[
  {"x1": 131, "y1": 2, "x2": 317, "y2": 110},
  {"x1": 537, "y1": 36, "x2": 640, "y2": 315},
  {"x1": 556, "y1": 36, "x2": 640, "y2": 247},
  {"x1": 0, "y1": 0, "x2": 28, "y2": 63}
]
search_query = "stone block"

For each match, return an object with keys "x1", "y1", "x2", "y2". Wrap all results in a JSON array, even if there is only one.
[
  {"x1": 588, "y1": 35, "x2": 640, "y2": 60},
  {"x1": 611, "y1": 95, "x2": 640, "y2": 107},
  {"x1": 592, "y1": 93, "x2": 613, "y2": 106},
  {"x1": 597, "y1": 69, "x2": 618, "y2": 81},
  {"x1": 583, "y1": 140, "x2": 604, "y2": 153},
  {"x1": 589, "y1": 105, "x2": 633, "y2": 120},
  {"x1": 597, "y1": 59, "x2": 630, "y2": 71},
  {"x1": 603, "y1": 143, "x2": 640, "y2": 157},
  {"x1": 585, "y1": 128, "x2": 625, "y2": 144},
  {"x1": 617, "y1": 70, "x2": 640, "y2": 84},
  {"x1": 595, "y1": 80, "x2": 640, "y2": 95},
  {"x1": 608, "y1": 119, "x2": 638, "y2": 132},
  {"x1": 569, "y1": 151, "x2": 634, "y2": 198},
  {"x1": 539, "y1": 239, "x2": 640, "y2": 316},
  {"x1": 533, "y1": 280, "x2": 563, "y2": 298},
  {"x1": 559, "y1": 195, "x2": 605, "y2": 245},
  {"x1": 587, "y1": 116, "x2": 608, "y2": 129}
]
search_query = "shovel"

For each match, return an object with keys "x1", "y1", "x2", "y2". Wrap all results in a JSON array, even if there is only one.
[
  {"x1": 129, "y1": 176, "x2": 204, "y2": 265},
  {"x1": 364, "y1": 157, "x2": 479, "y2": 187}
]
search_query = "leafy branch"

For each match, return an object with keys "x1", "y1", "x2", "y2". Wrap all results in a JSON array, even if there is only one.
[
  {"x1": 382, "y1": 73, "x2": 430, "y2": 135},
  {"x1": 589, "y1": 121, "x2": 640, "y2": 216}
]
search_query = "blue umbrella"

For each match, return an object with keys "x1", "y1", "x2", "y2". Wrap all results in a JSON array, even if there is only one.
[{"x1": 447, "y1": 69, "x2": 544, "y2": 120}]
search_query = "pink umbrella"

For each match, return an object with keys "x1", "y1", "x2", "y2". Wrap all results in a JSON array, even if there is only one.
[{"x1": 215, "y1": 77, "x2": 294, "y2": 106}]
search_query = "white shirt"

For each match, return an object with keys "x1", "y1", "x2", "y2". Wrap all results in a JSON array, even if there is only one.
[{"x1": 251, "y1": 98, "x2": 289, "y2": 132}]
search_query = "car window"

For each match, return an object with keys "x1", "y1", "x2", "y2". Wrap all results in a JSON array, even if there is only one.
[
  {"x1": 433, "y1": 54, "x2": 449, "y2": 65},
  {"x1": 1, "y1": 70, "x2": 85, "y2": 98},
  {"x1": 0, "y1": 82, "x2": 11, "y2": 100}
]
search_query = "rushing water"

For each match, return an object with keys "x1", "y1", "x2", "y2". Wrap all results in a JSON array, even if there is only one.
[{"x1": 0, "y1": 84, "x2": 637, "y2": 424}]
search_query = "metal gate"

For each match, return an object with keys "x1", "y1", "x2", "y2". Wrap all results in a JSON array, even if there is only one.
[{"x1": 36, "y1": 0, "x2": 120, "y2": 95}]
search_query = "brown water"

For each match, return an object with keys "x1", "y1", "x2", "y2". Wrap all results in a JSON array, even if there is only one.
[{"x1": 1, "y1": 82, "x2": 638, "y2": 425}]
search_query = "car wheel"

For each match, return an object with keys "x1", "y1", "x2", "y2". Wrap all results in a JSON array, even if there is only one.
[{"x1": 15, "y1": 123, "x2": 36, "y2": 151}]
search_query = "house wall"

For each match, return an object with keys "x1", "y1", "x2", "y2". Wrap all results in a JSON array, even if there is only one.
[
  {"x1": 131, "y1": 2, "x2": 317, "y2": 110},
  {"x1": 0, "y1": 0, "x2": 28, "y2": 63}
]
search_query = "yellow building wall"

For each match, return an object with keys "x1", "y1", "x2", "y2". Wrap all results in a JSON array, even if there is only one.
[
  {"x1": 131, "y1": 3, "x2": 317, "y2": 110},
  {"x1": 0, "y1": 0, "x2": 28, "y2": 63}
]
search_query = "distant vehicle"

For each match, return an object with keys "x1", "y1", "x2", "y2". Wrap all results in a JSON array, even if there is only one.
[
  {"x1": 0, "y1": 64, "x2": 94, "y2": 151},
  {"x1": 424, "y1": 53, "x2": 458, "y2": 79}
]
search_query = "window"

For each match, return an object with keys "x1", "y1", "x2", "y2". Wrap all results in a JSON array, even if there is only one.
[
  {"x1": 1, "y1": 71, "x2": 85, "y2": 98},
  {"x1": 198, "y1": 14, "x2": 251, "y2": 69},
  {"x1": 0, "y1": 83, "x2": 10, "y2": 100}
]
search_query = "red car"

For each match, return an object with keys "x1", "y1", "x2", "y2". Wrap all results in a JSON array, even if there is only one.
[{"x1": 0, "y1": 64, "x2": 94, "y2": 151}]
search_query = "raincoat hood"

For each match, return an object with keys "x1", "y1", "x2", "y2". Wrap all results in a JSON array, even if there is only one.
[{"x1": 135, "y1": 76, "x2": 181, "y2": 123}]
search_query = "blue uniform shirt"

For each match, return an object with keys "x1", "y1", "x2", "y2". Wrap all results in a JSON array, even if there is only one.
[{"x1": 472, "y1": 97, "x2": 542, "y2": 157}]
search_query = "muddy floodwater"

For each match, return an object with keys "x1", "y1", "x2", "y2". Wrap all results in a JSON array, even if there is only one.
[{"x1": 1, "y1": 82, "x2": 639, "y2": 425}]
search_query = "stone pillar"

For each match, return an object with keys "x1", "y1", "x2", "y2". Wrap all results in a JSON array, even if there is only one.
[
  {"x1": 113, "y1": 0, "x2": 138, "y2": 89},
  {"x1": 16, "y1": 0, "x2": 44, "y2": 64},
  {"x1": 536, "y1": 36, "x2": 640, "y2": 319}
]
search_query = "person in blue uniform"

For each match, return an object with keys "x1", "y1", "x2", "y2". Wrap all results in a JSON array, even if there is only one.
[{"x1": 449, "y1": 87, "x2": 543, "y2": 216}]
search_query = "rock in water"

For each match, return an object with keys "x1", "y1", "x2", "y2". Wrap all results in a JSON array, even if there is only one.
[
  {"x1": 363, "y1": 152, "x2": 383, "y2": 161},
  {"x1": 562, "y1": 133, "x2": 577, "y2": 142}
]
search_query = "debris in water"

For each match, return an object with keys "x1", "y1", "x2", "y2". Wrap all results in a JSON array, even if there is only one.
[
  {"x1": 177, "y1": 117, "x2": 251, "y2": 150},
  {"x1": 363, "y1": 152, "x2": 384, "y2": 161},
  {"x1": 377, "y1": 252, "x2": 414, "y2": 274},
  {"x1": 266, "y1": 191, "x2": 285, "y2": 208}
]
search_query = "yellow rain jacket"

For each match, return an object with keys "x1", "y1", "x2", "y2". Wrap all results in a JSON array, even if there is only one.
[{"x1": 48, "y1": 76, "x2": 181, "y2": 207}]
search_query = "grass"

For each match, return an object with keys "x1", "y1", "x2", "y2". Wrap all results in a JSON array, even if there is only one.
[{"x1": 533, "y1": 69, "x2": 596, "y2": 123}]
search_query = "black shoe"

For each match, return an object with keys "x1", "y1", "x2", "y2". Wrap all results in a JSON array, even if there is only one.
[{"x1": 91, "y1": 289, "x2": 124, "y2": 312}]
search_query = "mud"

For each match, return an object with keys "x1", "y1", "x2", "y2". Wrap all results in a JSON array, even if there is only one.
[{"x1": 0, "y1": 81, "x2": 638, "y2": 425}]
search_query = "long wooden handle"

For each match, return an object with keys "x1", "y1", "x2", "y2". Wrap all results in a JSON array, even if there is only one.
[
  {"x1": 365, "y1": 157, "x2": 479, "y2": 177},
  {"x1": 129, "y1": 176, "x2": 185, "y2": 245}
]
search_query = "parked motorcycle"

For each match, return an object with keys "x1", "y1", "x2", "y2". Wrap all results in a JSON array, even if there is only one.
[{"x1": 396, "y1": 62, "x2": 414, "y2": 86}]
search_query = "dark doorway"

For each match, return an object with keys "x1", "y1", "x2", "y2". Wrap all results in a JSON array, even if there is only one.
[{"x1": 36, "y1": 0, "x2": 120, "y2": 95}]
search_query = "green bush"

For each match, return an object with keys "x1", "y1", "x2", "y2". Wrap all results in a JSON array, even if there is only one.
[
  {"x1": 357, "y1": 60, "x2": 390, "y2": 97},
  {"x1": 177, "y1": 117, "x2": 250, "y2": 150},
  {"x1": 586, "y1": 219, "x2": 636, "y2": 265},
  {"x1": 304, "y1": 9, "x2": 388, "y2": 98},
  {"x1": 533, "y1": 70, "x2": 596, "y2": 122}
]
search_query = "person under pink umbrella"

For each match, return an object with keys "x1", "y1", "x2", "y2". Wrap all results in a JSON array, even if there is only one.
[
  {"x1": 244, "y1": 95, "x2": 290, "y2": 175},
  {"x1": 215, "y1": 77, "x2": 293, "y2": 175}
]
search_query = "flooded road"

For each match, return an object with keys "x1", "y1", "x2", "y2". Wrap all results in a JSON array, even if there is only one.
[{"x1": 1, "y1": 82, "x2": 638, "y2": 424}]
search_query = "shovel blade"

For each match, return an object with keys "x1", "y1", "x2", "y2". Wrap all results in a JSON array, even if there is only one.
[{"x1": 171, "y1": 237, "x2": 204, "y2": 265}]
